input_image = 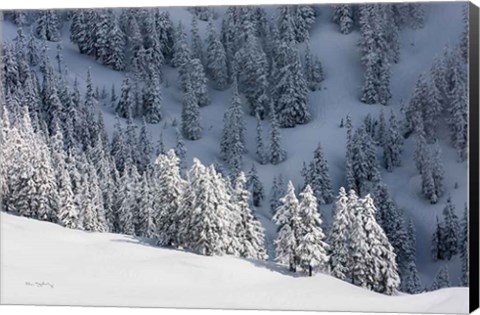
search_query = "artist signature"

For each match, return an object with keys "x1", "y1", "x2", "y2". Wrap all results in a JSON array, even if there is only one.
[{"x1": 24, "y1": 281, "x2": 54, "y2": 289}]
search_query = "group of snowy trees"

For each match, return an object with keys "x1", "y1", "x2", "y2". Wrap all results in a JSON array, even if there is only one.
[
  {"x1": 332, "y1": 3, "x2": 425, "y2": 36},
  {"x1": 329, "y1": 187, "x2": 400, "y2": 294},
  {"x1": 405, "y1": 47, "x2": 468, "y2": 163},
  {"x1": 432, "y1": 198, "x2": 468, "y2": 264},
  {"x1": 356, "y1": 3, "x2": 425, "y2": 106}
]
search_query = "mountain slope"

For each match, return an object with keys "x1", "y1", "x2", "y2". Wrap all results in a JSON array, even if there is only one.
[
  {"x1": 0, "y1": 2, "x2": 467, "y2": 288},
  {"x1": 0, "y1": 212, "x2": 468, "y2": 313}
]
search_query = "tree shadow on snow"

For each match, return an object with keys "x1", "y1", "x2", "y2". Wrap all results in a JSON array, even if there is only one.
[{"x1": 243, "y1": 258, "x2": 304, "y2": 278}]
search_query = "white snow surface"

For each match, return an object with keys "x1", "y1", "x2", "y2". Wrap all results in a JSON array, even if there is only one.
[{"x1": 0, "y1": 212, "x2": 469, "y2": 313}]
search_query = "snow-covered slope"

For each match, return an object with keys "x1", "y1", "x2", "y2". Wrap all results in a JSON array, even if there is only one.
[
  {"x1": 0, "y1": 212, "x2": 468, "y2": 313},
  {"x1": 0, "y1": 1, "x2": 468, "y2": 288}
]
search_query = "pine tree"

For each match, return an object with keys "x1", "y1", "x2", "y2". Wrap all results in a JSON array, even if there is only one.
[
  {"x1": 329, "y1": 187, "x2": 351, "y2": 281},
  {"x1": 332, "y1": 4, "x2": 354, "y2": 34},
  {"x1": 304, "y1": 39, "x2": 324, "y2": 91},
  {"x1": 137, "y1": 173, "x2": 156, "y2": 238},
  {"x1": 219, "y1": 80, "x2": 246, "y2": 165},
  {"x1": 297, "y1": 185, "x2": 330, "y2": 276},
  {"x1": 270, "y1": 174, "x2": 287, "y2": 214},
  {"x1": 190, "y1": 16, "x2": 204, "y2": 65},
  {"x1": 273, "y1": 181, "x2": 300, "y2": 272},
  {"x1": 255, "y1": 112, "x2": 268, "y2": 165},
  {"x1": 431, "y1": 266, "x2": 450, "y2": 290},
  {"x1": 432, "y1": 216, "x2": 444, "y2": 261},
  {"x1": 303, "y1": 143, "x2": 334, "y2": 205},
  {"x1": 206, "y1": 19, "x2": 228, "y2": 90},
  {"x1": 105, "y1": 14, "x2": 126, "y2": 71},
  {"x1": 175, "y1": 129, "x2": 187, "y2": 170},
  {"x1": 350, "y1": 192, "x2": 400, "y2": 294},
  {"x1": 246, "y1": 164, "x2": 264, "y2": 207},
  {"x1": 234, "y1": 22, "x2": 270, "y2": 118},
  {"x1": 358, "y1": 5, "x2": 391, "y2": 105},
  {"x1": 441, "y1": 197, "x2": 461, "y2": 260},
  {"x1": 181, "y1": 75, "x2": 202, "y2": 141},
  {"x1": 154, "y1": 150, "x2": 185, "y2": 246},
  {"x1": 409, "y1": 4, "x2": 425, "y2": 30},
  {"x1": 270, "y1": 105, "x2": 287, "y2": 165},
  {"x1": 180, "y1": 161, "x2": 233, "y2": 256},
  {"x1": 189, "y1": 58, "x2": 210, "y2": 107},
  {"x1": 373, "y1": 183, "x2": 410, "y2": 280},
  {"x1": 116, "y1": 167, "x2": 135, "y2": 235},
  {"x1": 349, "y1": 127, "x2": 380, "y2": 195},
  {"x1": 234, "y1": 172, "x2": 267, "y2": 260},
  {"x1": 116, "y1": 77, "x2": 134, "y2": 119},
  {"x1": 383, "y1": 111, "x2": 404, "y2": 171},
  {"x1": 274, "y1": 39, "x2": 311, "y2": 127},
  {"x1": 142, "y1": 72, "x2": 162, "y2": 123},
  {"x1": 137, "y1": 120, "x2": 153, "y2": 173}
]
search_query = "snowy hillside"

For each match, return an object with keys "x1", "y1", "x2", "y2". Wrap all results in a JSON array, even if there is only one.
[
  {"x1": 1, "y1": 0, "x2": 470, "y2": 306},
  {"x1": 0, "y1": 212, "x2": 468, "y2": 313}
]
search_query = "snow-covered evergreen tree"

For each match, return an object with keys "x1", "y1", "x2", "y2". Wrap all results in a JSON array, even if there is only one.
[
  {"x1": 270, "y1": 174, "x2": 287, "y2": 214},
  {"x1": 206, "y1": 19, "x2": 228, "y2": 90},
  {"x1": 246, "y1": 164, "x2": 264, "y2": 207},
  {"x1": 431, "y1": 266, "x2": 450, "y2": 291},
  {"x1": 137, "y1": 172, "x2": 156, "y2": 238},
  {"x1": 154, "y1": 150, "x2": 185, "y2": 246},
  {"x1": 441, "y1": 197, "x2": 461, "y2": 260},
  {"x1": 383, "y1": 111, "x2": 404, "y2": 171},
  {"x1": 142, "y1": 72, "x2": 162, "y2": 123},
  {"x1": 332, "y1": 4, "x2": 354, "y2": 34},
  {"x1": 297, "y1": 185, "x2": 330, "y2": 276},
  {"x1": 270, "y1": 105, "x2": 287, "y2": 165},
  {"x1": 329, "y1": 187, "x2": 351, "y2": 281},
  {"x1": 273, "y1": 37, "x2": 311, "y2": 128},
  {"x1": 303, "y1": 143, "x2": 334, "y2": 205},
  {"x1": 234, "y1": 172, "x2": 267, "y2": 260},
  {"x1": 304, "y1": 39, "x2": 324, "y2": 92},
  {"x1": 273, "y1": 181, "x2": 300, "y2": 272},
  {"x1": 255, "y1": 112, "x2": 268, "y2": 165},
  {"x1": 116, "y1": 166, "x2": 136, "y2": 235},
  {"x1": 116, "y1": 77, "x2": 134, "y2": 119},
  {"x1": 234, "y1": 21, "x2": 270, "y2": 118},
  {"x1": 181, "y1": 75, "x2": 202, "y2": 141},
  {"x1": 219, "y1": 80, "x2": 246, "y2": 172},
  {"x1": 190, "y1": 16, "x2": 204, "y2": 65}
]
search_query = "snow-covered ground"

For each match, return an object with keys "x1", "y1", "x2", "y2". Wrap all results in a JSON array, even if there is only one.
[{"x1": 0, "y1": 212, "x2": 469, "y2": 313}]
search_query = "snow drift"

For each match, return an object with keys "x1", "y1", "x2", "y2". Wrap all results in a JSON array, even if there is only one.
[{"x1": 0, "y1": 213, "x2": 468, "y2": 313}]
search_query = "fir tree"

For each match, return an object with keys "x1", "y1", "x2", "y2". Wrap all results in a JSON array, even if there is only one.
[
  {"x1": 270, "y1": 105, "x2": 287, "y2": 165},
  {"x1": 154, "y1": 150, "x2": 185, "y2": 246},
  {"x1": 116, "y1": 77, "x2": 134, "y2": 119},
  {"x1": 297, "y1": 185, "x2": 330, "y2": 276},
  {"x1": 303, "y1": 143, "x2": 334, "y2": 205},
  {"x1": 255, "y1": 112, "x2": 268, "y2": 165},
  {"x1": 142, "y1": 72, "x2": 163, "y2": 123},
  {"x1": 206, "y1": 19, "x2": 228, "y2": 90},
  {"x1": 431, "y1": 266, "x2": 450, "y2": 291},
  {"x1": 273, "y1": 181, "x2": 300, "y2": 272},
  {"x1": 304, "y1": 39, "x2": 324, "y2": 91},
  {"x1": 383, "y1": 111, "x2": 404, "y2": 171},
  {"x1": 234, "y1": 172, "x2": 267, "y2": 260},
  {"x1": 246, "y1": 164, "x2": 264, "y2": 207},
  {"x1": 190, "y1": 16, "x2": 204, "y2": 64},
  {"x1": 329, "y1": 187, "x2": 352, "y2": 281},
  {"x1": 332, "y1": 4, "x2": 354, "y2": 34},
  {"x1": 181, "y1": 75, "x2": 202, "y2": 140}
]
